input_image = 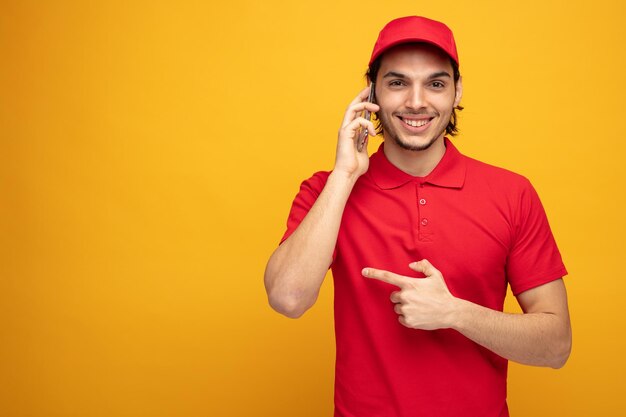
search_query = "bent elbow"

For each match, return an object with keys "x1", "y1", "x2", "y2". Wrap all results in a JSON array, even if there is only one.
[
  {"x1": 550, "y1": 353, "x2": 570, "y2": 369},
  {"x1": 267, "y1": 293, "x2": 310, "y2": 318},
  {"x1": 550, "y1": 334, "x2": 572, "y2": 369},
  {"x1": 264, "y1": 255, "x2": 320, "y2": 319},
  {"x1": 264, "y1": 259, "x2": 317, "y2": 319}
]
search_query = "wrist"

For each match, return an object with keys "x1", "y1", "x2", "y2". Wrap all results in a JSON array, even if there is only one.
[
  {"x1": 329, "y1": 168, "x2": 361, "y2": 187},
  {"x1": 448, "y1": 297, "x2": 473, "y2": 332}
]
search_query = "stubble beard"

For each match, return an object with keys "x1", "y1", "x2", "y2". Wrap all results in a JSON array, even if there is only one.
[{"x1": 390, "y1": 131, "x2": 441, "y2": 152}]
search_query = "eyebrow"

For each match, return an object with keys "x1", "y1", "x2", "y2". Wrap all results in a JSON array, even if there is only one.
[
  {"x1": 382, "y1": 71, "x2": 408, "y2": 79},
  {"x1": 382, "y1": 70, "x2": 452, "y2": 80},
  {"x1": 428, "y1": 71, "x2": 452, "y2": 80}
]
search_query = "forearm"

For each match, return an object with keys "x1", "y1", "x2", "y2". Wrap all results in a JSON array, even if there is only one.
[
  {"x1": 264, "y1": 170, "x2": 358, "y2": 318},
  {"x1": 452, "y1": 298, "x2": 572, "y2": 368}
]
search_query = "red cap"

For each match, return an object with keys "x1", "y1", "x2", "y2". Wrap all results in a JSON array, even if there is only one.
[{"x1": 369, "y1": 16, "x2": 459, "y2": 67}]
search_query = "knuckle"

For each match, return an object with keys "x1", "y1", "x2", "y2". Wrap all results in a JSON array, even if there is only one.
[{"x1": 403, "y1": 316, "x2": 417, "y2": 328}]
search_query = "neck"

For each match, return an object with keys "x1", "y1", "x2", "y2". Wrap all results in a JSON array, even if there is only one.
[{"x1": 383, "y1": 136, "x2": 447, "y2": 177}]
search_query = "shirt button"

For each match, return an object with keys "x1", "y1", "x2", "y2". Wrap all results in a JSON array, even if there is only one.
[
  {"x1": 419, "y1": 198, "x2": 427, "y2": 205},
  {"x1": 421, "y1": 218, "x2": 429, "y2": 226}
]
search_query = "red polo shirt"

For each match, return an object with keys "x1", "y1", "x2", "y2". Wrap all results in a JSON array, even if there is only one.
[{"x1": 281, "y1": 139, "x2": 566, "y2": 417}]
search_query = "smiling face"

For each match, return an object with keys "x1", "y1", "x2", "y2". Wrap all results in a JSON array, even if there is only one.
[{"x1": 375, "y1": 43, "x2": 463, "y2": 152}]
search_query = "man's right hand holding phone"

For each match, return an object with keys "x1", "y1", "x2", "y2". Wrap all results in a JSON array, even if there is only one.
[{"x1": 334, "y1": 85, "x2": 379, "y2": 181}]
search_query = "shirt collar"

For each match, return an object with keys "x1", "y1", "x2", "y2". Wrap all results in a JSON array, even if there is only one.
[{"x1": 368, "y1": 138, "x2": 467, "y2": 190}]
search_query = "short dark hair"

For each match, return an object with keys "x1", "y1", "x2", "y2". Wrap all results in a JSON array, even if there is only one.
[{"x1": 365, "y1": 51, "x2": 463, "y2": 137}]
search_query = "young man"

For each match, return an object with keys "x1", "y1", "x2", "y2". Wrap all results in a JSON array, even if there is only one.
[{"x1": 265, "y1": 16, "x2": 571, "y2": 417}]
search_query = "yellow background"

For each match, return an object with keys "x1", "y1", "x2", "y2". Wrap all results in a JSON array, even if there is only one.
[{"x1": 1, "y1": 0, "x2": 624, "y2": 415}]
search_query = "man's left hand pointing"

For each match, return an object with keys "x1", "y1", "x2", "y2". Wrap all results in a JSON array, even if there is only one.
[{"x1": 362, "y1": 259, "x2": 460, "y2": 330}]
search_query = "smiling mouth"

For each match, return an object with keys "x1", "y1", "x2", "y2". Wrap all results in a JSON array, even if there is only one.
[{"x1": 400, "y1": 117, "x2": 433, "y2": 128}]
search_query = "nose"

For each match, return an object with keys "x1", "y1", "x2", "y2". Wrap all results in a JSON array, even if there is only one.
[{"x1": 405, "y1": 85, "x2": 425, "y2": 110}]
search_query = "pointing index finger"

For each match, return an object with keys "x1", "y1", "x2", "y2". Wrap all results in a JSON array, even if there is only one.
[{"x1": 362, "y1": 268, "x2": 408, "y2": 288}]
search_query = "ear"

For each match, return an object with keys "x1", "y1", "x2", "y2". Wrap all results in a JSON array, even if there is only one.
[{"x1": 453, "y1": 75, "x2": 463, "y2": 107}]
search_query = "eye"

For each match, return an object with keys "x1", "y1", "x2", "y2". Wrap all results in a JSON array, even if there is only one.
[
  {"x1": 388, "y1": 80, "x2": 406, "y2": 87},
  {"x1": 430, "y1": 81, "x2": 445, "y2": 89}
]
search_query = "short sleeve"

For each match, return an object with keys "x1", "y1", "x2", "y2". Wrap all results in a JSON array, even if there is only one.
[
  {"x1": 279, "y1": 171, "x2": 331, "y2": 245},
  {"x1": 506, "y1": 180, "x2": 567, "y2": 295}
]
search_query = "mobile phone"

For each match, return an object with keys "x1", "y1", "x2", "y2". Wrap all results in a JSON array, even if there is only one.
[{"x1": 357, "y1": 83, "x2": 376, "y2": 152}]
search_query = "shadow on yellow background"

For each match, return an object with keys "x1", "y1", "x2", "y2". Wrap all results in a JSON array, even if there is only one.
[{"x1": 1, "y1": 0, "x2": 624, "y2": 416}]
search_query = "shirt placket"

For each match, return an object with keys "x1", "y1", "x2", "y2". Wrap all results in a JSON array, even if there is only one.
[{"x1": 416, "y1": 182, "x2": 433, "y2": 242}]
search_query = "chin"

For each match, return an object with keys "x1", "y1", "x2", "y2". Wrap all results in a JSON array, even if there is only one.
[{"x1": 391, "y1": 134, "x2": 441, "y2": 152}]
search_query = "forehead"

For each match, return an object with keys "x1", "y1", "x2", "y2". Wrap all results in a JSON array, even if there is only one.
[{"x1": 378, "y1": 43, "x2": 454, "y2": 75}]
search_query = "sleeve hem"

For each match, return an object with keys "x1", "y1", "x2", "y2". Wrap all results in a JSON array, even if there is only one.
[{"x1": 510, "y1": 265, "x2": 568, "y2": 296}]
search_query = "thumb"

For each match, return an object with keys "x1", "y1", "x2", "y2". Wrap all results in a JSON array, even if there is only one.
[{"x1": 409, "y1": 259, "x2": 440, "y2": 277}]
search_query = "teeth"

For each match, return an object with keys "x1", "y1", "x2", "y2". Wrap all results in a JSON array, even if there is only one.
[{"x1": 404, "y1": 118, "x2": 429, "y2": 127}]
